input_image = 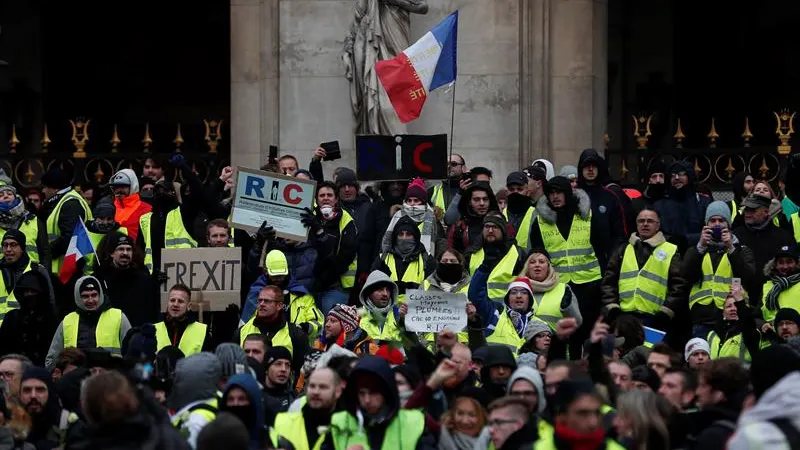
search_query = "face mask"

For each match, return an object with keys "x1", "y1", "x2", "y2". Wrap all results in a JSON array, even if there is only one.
[
  {"x1": 395, "y1": 238, "x2": 416, "y2": 257},
  {"x1": 402, "y1": 204, "x2": 426, "y2": 221},
  {"x1": 399, "y1": 390, "x2": 414, "y2": 404},
  {"x1": 94, "y1": 221, "x2": 115, "y2": 232},
  {"x1": 437, "y1": 262, "x2": 463, "y2": 284},
  {"x1": 506, "y1": 193, "x2": 530, "y2": 212},
  {"x1": 320, "y1": 205, "x2": 334, "y2": 219},
  {"x1": 224, "y1": 404, "x2": 255, "y2": 431}
]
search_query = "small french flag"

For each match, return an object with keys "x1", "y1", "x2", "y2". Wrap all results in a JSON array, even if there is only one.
[
  {"x1": 59, "y1": 220, "x2": 96, "y2": 284},
  {"x1": 376, "y1": 11, "x2": 458, "y2": 124}
]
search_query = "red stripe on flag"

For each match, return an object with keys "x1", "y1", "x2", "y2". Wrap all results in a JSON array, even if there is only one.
[{"x1": 376, "y1": 53, "x2": 428, "y2": 124}]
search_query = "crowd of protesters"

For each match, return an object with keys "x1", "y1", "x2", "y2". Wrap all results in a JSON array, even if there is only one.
[{"x1": 0, "y1": 147, "x2": 800, "y2": 449}]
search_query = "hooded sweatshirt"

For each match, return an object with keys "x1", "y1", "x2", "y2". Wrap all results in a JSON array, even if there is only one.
[
  {"x1": 112, "y1": 169, "x2": 152, "y2": 242},
  {"x1": 577, "y1": 149, "x2": 629, "y2": 253},
  {"x1": 0, "y1": 270, "x2": 58, "y2": 366},
  {"x1": 448, "y1": 183, "x2": 500, "y2": 255},
  {"x1": 728, "y1": 372, "x2": 800, "y2": 450},
  {"x1": 372, "y1": 216, "x2": 436, "y2": 288},
  {"x1": 44, "y1": 275, "x2": 132, "y2": 370},
  {"x1": 358, "y1": 271, "x2": 402, "y2": 340},
  {"x1": 168, "y1": 352, "x2": 223, "y2": 449},
  {"x1": 506, "y1": 365, "x2": 547, "y2": 414},
  {"x1": 221, "y1": 375, "x2": 266, "y2": 449},
  {"x1": 654, "y1": 161, "x2": 712, "y2": 247}
]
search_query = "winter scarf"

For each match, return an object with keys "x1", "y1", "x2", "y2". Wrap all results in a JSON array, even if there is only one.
[
  {"x1": 437, "y1": 427, "x2": 478, "y2": 450},
  {"x1": 381, "y1": 206, "x2": 436, "y2": 255},
  {"x1": 765, "y1": 271, "x2": 800, "y2": 311},
  {"x1": 526, "y1": 266, "x2": 560, "y2": 294}
]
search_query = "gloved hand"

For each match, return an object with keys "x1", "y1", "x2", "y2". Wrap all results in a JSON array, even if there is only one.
[
  {"x1": 169, "y1": 152, "x2": 186, "y2": 168},
  {"x1": 153, "y1": 269, "x2": 169, "y2": 286},
  {"x1": 604, "y1": 307, "x2": 621, "y2": 326},
  {"x1": 254, "y1": 221, "x2": 276, "y2": 249},
  {"x1": 299, "y1": 322, "x2": 311, "y2": 336},
  {"x1": 224, "y1": 303, "x2": 241, "y2": 323},
  {"x1": 300, "y1": 207, "x2": 323, "y2": 234}
]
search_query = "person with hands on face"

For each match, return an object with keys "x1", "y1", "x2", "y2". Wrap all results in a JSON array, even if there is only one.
[
  {"x1": 707, "y1": 289, "x2": 764, "y2": 363},
  {"x1": 681, "y1": 201, "x2": 756, "y2": 339}
]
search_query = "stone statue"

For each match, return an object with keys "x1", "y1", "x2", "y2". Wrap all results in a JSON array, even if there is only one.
[{"x1": 344, "y1": 0, "x2": 428, "y2": 135}]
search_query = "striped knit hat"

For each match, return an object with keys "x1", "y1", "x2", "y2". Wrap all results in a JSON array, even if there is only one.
[{"x1": 328, "y1": 304, "x2": 360, "y2": 333}]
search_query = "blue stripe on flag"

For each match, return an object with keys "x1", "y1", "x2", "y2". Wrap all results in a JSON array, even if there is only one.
[
  {"x1": 75, "y1": 223, "x2": 95, "y2": 257},
  {"x1": 430, "y1": 11, "x2": 458, "y2": 91},
  {"x1": 644, "y1": 326, "x2": 666, "y2": 345}
]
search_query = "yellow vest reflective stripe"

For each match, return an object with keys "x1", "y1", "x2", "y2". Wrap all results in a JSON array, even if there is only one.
[
  {"x1": 1, "y1": 220, "x2": 40, "y2": 264},
  {"x1": 618, "y1": 242, "x2": 677, "y2": 314},
  {"x1": 84, "y1": 226, "x2": 129, "y2": 274},
  {"x1": 468, "y1": 246, "x2": 521, "y2": 303},
  {"x1": 383, "y1": 253, "x2": 424, "y2": 303},
  {"x1": 730, "y1": 200, "x2": 738, "y2": 223},
  {"x1": 486, "y1": 307, "x2": 526, "y2": 352},
  {"x1": 707, "y1": 330, "x2": 749, "y2": 362},
  {"x1": 337, "y1": 210, "x2": 357, "y2": 289},
  {"x1": 0, "y1": 260, "x2": 33, "y2": 323},
  {"x1": 154, "y1": 321, "x2": 207, "y2": 356},
  {"x1": 140, "y1": 209, "x2": 197, "y2": 273},
  {"x1": 271, "y1": 411, "x2": 325, "y2": 450},
  {"x1": 329, "y1": 409, "x2": 424, "y2": 450},
  {"x1": 689, "y1": 253, "x2": 732, "y2": 310},
  {"x1": 171, "y1": 398, "x2": 218, "y2": 429},
  {"x1": 290, "y1": 292, "x2": 322, "y2": 343},
  {"x1": 359, "y1": 309, "x2": 403, "y2": 343},
  {"x1": 537, "y1": 214, "x2": 601, "y2": 284},
  {"x1": 534, "y1": 429, "x2": 626, "y2": 450},
  {"x1": 761, "y1": 281, "x2": 800, "y2": 323},
  {"x1": 431, "y1": 184, "x2": 445, "y2": 211},
  {"x1": 531, "y1": 282, "x2": 566, "y2": 330},
  {"x1": 238, "y1": 316, "x2": 294, "y2": 356},
  {"x1": 503, "y1": 207, "x2": 535, "y2": 249},
  {"x1": 62, "y1": 308, "x2": 122, "y2": 355},
  {"x1": 46, "y1": 190, "x2": 92, "y2": 273},
  {"x1": 792, "y1": 212, "x2": 800, "y2": 243}
]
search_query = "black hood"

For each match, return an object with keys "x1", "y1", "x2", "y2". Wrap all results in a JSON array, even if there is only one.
[
  {"x1": 577, "y1": 148, "x2": 612, "y2": 186},
  {"x1": 378, "y1": 181, "x2": 409, "y2": 203},
  {"x1": 12, "y1": 270, "x2": 50, "y2": 311},
  {"x1": 343, "y1": 355, "x2": 399, "y2": 417},
  {"x1": 731, "y1": 172, "x2": 750, "y2": 204},
  {"x1": 667, "y1": 160, "x2": 697, "y2": 197},
  {"x1": 457, "y1": 182, "x2": 500, "y2": 216},
  {"x1": 479, "y1": 345, "x2": 517, "y2": 387}
]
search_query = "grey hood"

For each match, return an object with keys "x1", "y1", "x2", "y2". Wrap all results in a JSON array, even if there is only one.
[
  {"x1": 728, "y1": 372, "x2": 800, "y2": 450},
  {"x1": 359, "y1": 270, "x2": 399, "y2": 309},
  {"x1": 505, "y1": 365, "x2": 546, "y2": 414},
  {"x1": 167, "y1": 352, "x2": 222, "y2": 410},
  {"x1": 73, "y1": 275, "x2": 105, "y2": 311},
  {"x1": 109, "y1": 168, "x2": 140, "y2": 195}
]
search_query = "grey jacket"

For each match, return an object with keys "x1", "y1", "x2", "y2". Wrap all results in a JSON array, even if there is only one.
[
  {"x1": 728, "y1": 372, "x2": 800, "y2": 450},
  {"x1": 45, "y1": 275, "x2": 132, "y2": 369}
]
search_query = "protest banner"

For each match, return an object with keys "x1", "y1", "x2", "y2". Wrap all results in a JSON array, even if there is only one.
[
  {"x1": 160, "y1": 247, "x2": 242, "y2": 315},
  {"x1": 230, "y1": 167, "x2": 315, "y2": 242},
  {"x1": 404, "y1": 289, "x2": 467, "y2": 333},
  {"x1": 356, "y1": 134, "x2": 448, "y2": 181}
]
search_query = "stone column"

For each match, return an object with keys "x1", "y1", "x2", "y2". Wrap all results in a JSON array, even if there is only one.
[
  {"x1": 519, "y1": 0, "x2": 552, "y2": 166},
  {"x1": 230, "y1": 0, "x2": 279, "y2": 169},
  {"x1": 548, "y1": 0, "x2": 608, "y2": 169}
]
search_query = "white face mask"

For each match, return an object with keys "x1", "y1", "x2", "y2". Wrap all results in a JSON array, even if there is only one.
[
  {"x1": 402, "y1": 203, "x2": 426, "y2": 221},
  {"x1": 320, "y1": 205, "x2": 334, "y2": 218}
]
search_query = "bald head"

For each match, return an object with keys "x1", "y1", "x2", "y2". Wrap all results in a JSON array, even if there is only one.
[{"x1": 307, "y1": 367, "x2": 342, "y2": 410}]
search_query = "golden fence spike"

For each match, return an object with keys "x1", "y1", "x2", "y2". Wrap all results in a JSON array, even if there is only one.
[
  {"x1": 142, "y1": 122, "x2": 153, "y2": 153},
  {"x1": 673, "y1": 118, "x2": 686, "y2": 148},
  {"x1": 8, "y1": 124, "x2": 19, "y2": 154},
  {"x1": 110, "y1": 124, "x2": 121, "y2": 153},
  {"x1": 707, "y1": 117, "x2": 719, "y2": 148},
  {"x1": 742, "y1": 117, "x2": 753, "y2": 147},
  {"x1": 41, "y1": 123, "x2": 51, "y2": 153}
]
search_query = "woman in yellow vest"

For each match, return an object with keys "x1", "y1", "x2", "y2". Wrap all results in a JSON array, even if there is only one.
[
  {"x1": 419, "y1": 248, "x2": 472, "y2": 349},
  {"x1": 372, "y1": 216, "x2": 436, "y2": 302},
  {"x1": 44, "y1": 276, "x2": 131, "y2": 370},
  {"x1": 518, "y1": 249, "x2": 582, "y2": 332},
  {"x1": 707, "y1": 294, "x2": 765, "y2": 363},
  {"x1": 153, "y1": 283, "x2": 210, "y2": 356}
]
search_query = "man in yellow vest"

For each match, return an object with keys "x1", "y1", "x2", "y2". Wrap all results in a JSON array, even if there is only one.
[
  {"x1": 136, "y1": 180, "x2": 196, "y2": 275},
  {"x1": 302, "y1": 181, "x2": 357, "y2": 314},
  {"x1": 272, "y1": 366, "x2": 343, "y2": 450},
  {"x1": 681, "y1": 201, "x2": 756, "y2": 339},
  {"x1": 324, "y1": 355, "x2": 435, "y2": 449},
  {"x1": 154, "y1": 283, "x2": 210, "y2": 356},
  {"x1": 83, "y1": 198, "x2": 129, "y2": 274},
  {"x1": 44, "y1": 275, "x2": 131, "y2": 369},
  {"x1": 503, "y1": 171, "x2": 536, "y2": 250},
  {"x1": 760, "y1": 245, "x2": 800, "y2": 328},
  {"x1": 429, "y1": 153, "x2": 467, "y2": 213},
  {"x1": 357, "y1": 270, "x2": 409, "y2": 347},
  {"x1": 0, "y1": 175, "x2": 50, "y2": 269},
  {"x1": 465, "y1": 214, "x2": 525, "y2": 304},
  {"x1": 237, "y1": 285, "x2": 309, "y2": 374},
  {"x1": 601, "y1": 207, "x2": 684, "y2": 328},
  {"x1": 40, "y1": 167, "x2": 92, "y2": 275},
  {"x1": 0, "y1": 230, "x2": 53, "y2": 323},
  {"x1": 373, "y1": 215, "x2": 436, "y2": 302}
]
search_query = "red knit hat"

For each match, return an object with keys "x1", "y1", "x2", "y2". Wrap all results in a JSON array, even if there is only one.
[
  {"x1": 375, "y1": 344, "x2": 405, "y2": 366},
  {"x1": 507, "y1": 277, "x2": 533, "y2": 298},
  {"x1": 405, "y1": 177, "x2": 428, "y2": 202}
]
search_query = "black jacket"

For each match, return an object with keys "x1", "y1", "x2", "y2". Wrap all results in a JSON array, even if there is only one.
[
  {"x1": 357, "y1": 182, "x2": 409, "y2": 277},
  {"x1": 40, "y1": 189, "x2": 88, "y2": 260},
  {"x1": 733, "y1": 222, "x2": 795, "y2": 286},
  {"x1": 94, "y1": 263, "x2": 156, "y2": 327},
  {"x1": 578, "y1": 148, "x2": 632, "y2": 240},
  {"x1": 447, "y1": 182, "x2": 500, "y2": 255},
  {"x1": 310, "y1": 207, "x2": 358, "y2": 291},
  {"x1": 159, "y1": 316, "x2": 214, "y2": 352},
  {"x1": 371, "y1": 216, "x2": 437, "y2": 293},
  {"x1": 0, "y1": 270, "x2": 58, "y2": 366},
  {"x1": 654, "y1": 161, "x2": 712, "y2": 247}
]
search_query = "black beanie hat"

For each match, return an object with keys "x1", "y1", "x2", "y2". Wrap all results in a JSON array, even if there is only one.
[
  {"x1": 41, "y1": 167, "x2": 70, "y2": 190},
  {"x1": 483, "y1": 213, "x2": 507, "y2": 230},
  {"x1": 647, "y1": 160, "x2": 667, "y2": 177},
  {"x1": 528, "y1": 247, "x2": 551, "y2": 261},
  {"x1": 336, "y1": 168, "x2": 359, "y2": 188},
  {"x1": 265, "y1": 346, "x2": 292, "y2": 369},
  {"x1": 1, "y1": 229, "x2": 26, "y2": 248},
  {"x1": 775, "y1": 308, "x2": 800, "y2": 326},
  {"x1": 750, "y1": 345, "x2": 800, "y2": 398},
  {"x1": 551, "y1": 378, "x2": 598, "y2": 414},
  {"x1": 631, "y1": 365, "x2": 661, "y2": 391},
  {"x1": 544, "y1": 176, "x2": 572, "y2": 195}
]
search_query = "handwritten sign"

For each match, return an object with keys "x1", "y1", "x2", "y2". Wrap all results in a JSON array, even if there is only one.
[
  {"x1": 231, "y1": 167, "x2": 315, "y2": 242},
  {"x1": 160, "y1": 247, "x2": 242, "y2": 312},
  {"x1": 405, "y1": 290, "x2": 467, "y2": 333}
]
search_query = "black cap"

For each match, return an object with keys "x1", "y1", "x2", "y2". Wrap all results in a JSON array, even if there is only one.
[
  {"x1": 506, "y1": 171, "x2": 528, "y2": 188},
  {"x1": 742, "y1": 194, "x2": 771, "y2": 209},
  {"x1": 115, "y1": 235, "x2": 135, "y2": 249},
  {"x1": 265, "y1": 346, "x2": 292, "y2": 368},
  {"x1": 41, "y1": 167, "x2": 70, "y2": 190},
  {"x1": 523, "y1": 165, "x2": 547, "y2": 182},
  {"x1": 336, "y1": 168, "x2": 358, "y2": 187},
  {"x1": 544, "y1": 176, "x2": 572, "y2": 195},
  {"x1": 775, "y1": 244, "x2": 799, "y2": 260},
  {"x1": 79, "y1": 278, "x2": 101, "y2": 294}
]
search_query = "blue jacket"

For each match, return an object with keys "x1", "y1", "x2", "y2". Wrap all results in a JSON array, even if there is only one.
[{"x1": 241, "y1": 275, "x2": 312, "y2": 324}]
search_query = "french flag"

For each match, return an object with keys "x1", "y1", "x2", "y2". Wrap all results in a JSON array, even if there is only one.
[
  {"x1": 59, "y1": 220, "x2": 95, "y2": 284},
  {"x1": 376, "y1": 11, "x2": 458, "y2": 124}
]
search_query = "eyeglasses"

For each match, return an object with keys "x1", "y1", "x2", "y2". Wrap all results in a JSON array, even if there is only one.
[
  {"x1": 671, "y1": 171, "x2": 688, "y2": 178},
  {"x1": 449, "y1": 161, "x2": 464, "y2": 167}
]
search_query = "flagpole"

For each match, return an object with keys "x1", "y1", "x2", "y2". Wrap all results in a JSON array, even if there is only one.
[{"x1": 447, "y1": 82, "x2": 457, "y2": 182}]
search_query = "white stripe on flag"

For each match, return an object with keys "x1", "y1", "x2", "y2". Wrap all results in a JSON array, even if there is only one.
[{"x1": 404, "y1": 31, "x2": 442, "y2": 93}]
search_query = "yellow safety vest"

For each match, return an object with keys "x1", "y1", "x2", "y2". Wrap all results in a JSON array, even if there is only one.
[
  {"x1": 537, "y1": 214, "x2": 601, "y2": 284},
  {"x1": 154, "y1": 321, "x2": 207, "y2": 356},
  {"x1": 171, "y1": 398, "x2": 218, "y2": 429},
  {"x1": 792, "y1": 211, "x2": 800, "y2": 243},
  {"x1": 689, "y1": 253, "x2": 732, "y2": 310},
  {"x1": 140, "y1": 209, "x2": 197, "y2": 273},
  {"x1": 84, "y1": 226, "x2": 129, "y2": 274},
  {"x1": 707, "y1": 330, "x2": 750, "y2": 362},
  {"x1": 329, "y1": 409, "x2": 424, "y2": 450},
  {"x1": 1, "y1": 219, "x2": 40, "y2": 264},
  {"x1": 431, "y1": 184, "x2": 446, "y2": 211},
  {"x1": 761, "y1": 280, "x2": 800, "y2": 323},
  {"x1": 618, "y1": 242, "x2": 677, "y2": 314},
  {"x1": 289, "y1": 292, "x2": 322, "y2": 343},
  {"x1": 238, "y1": 316, "x2": 294, "y2": 356},
  {"x1": 383, "y1": 253, "x2": 425, "y2": 304},
  {"x1": 486, "y1": 307, "x2": 529, "y2": 352},
  {"x1": 531, "y1": 282, "x2": 566, "y2": 330},
  {"x1": 0, "y1": 260, "x2": 33, "y2": 323},
  {"x1": 46, "y1": 190, "x2": 92, "y2": 273},
  {"x1": 419, "y1": 280, "x2": 470, "y2": 347},
  {"x1": 62, "y1": 308, "x2": 123, "y2": 356},
  {"x1": 271, "y1": 411, "x2": 326, "y2": 450},
  {"x1": 468, "y1": 246, "x2": 521, "y2": 303},
  {"x1": 503, "y1": 207, "x2": 535, "y2": 249},
  {"x1": 359, "y1": 309, "x2": 403, "y2": 343},
  {"x1": 338, "y1": 210, "x2": 357, "y2": 289}
]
